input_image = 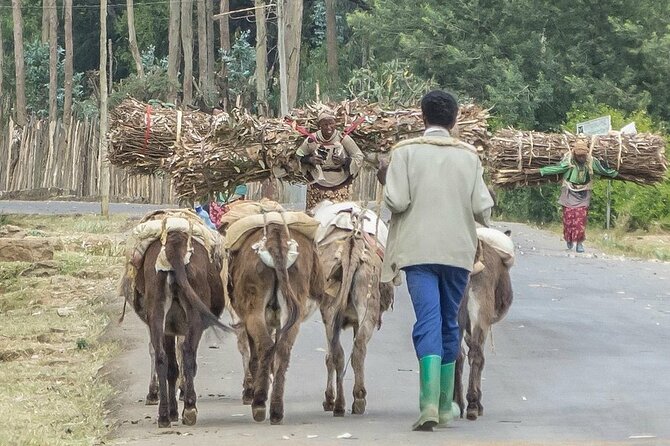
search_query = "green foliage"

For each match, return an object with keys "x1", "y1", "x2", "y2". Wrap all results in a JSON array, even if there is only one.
[
  {"x1": 109, "y1": 46, "x2": 175, "y2": 108},
  {"x1": 22, "y1": 40, "x2": 86, "y2": 118},
  {"x1": 348, "y1": 0, "x2": 670, "y2": 130},
  {"x1": 496, "y1": 184, "x2": 561, "y2": 224},
  {"x1": 221, "y1": 30, "x2": 256, "y2": 100},
  {"x1": 347, "y1": 59, "x2": 437, "y2": 107},
  {"x1": 308, "y1": 0, "x2": 327, "y2": 47},
  {"x1": 113, "y1": 0, "x2": 170, "y2": 78}
]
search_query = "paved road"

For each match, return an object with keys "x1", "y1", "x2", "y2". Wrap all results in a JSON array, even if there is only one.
[
  {"x1": 104, "y1": 220, "x2": 670, "y2": 446},
  {"x1": 0, "y1": 200, "x2": 171, "y2": 216}
]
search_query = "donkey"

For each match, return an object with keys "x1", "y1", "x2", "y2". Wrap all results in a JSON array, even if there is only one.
[
  {"x1": 454, "y1": 230, "x2": 514, "y2": 421},
  {"x1": 315, "y1": 204, "x2": 394, "y2": 416},
  {"x1": 227, "y1": 222, "x2": 324, "y2": 424},
  {"x1": 123, "y1": 231, "x2": 230, "y2": 427}
]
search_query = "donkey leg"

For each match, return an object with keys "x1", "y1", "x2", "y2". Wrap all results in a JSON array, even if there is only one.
[
  {"x1": 238, "y1": 327, "x2": 254, "y2": 405},
  {"x1": 181, "y1": 316, "x2": 205, "y2": 426},
  {"x1": 147, "y1": 299, "x2": 170, "y2": 428},
  {"x1": 164, "y1": 335, "x2": 179, "y2": 422},
  {"x1": 245, "y1": 331, "x2": 259, "y2": 405},
  {"x1": 454, "y1": 346, "x2": 466, "y2": 418},
  {"x1": 175, "y1": 336, "x2": 185, "y2": 401},
  {"x1": 466, "y1": 326, "x2": 487, "y2": 420},
  {"x1": 146, "y1": 338, "x2": 159, "y2": 405},
  {"x1": 332, "y1": 323, "x2": 346, "y2": 417},
  {"x1": 246, "y1": 317, "x2": 274, "y2": 422},
  {"x1": 270, "y1": 324, "x2": 301, "y2": 425},
  {"x1": 351, "y1": 308, "x2": 376, "y2": 415},
  {"x1": 320, "y1": 306, "x2": 337, "y2": 412}
]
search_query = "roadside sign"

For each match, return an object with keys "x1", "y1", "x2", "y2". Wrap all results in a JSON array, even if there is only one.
[
  {"x1": 576, "y1": 115, "x2": 614, "y2": 229},
  {"x1": 576, "y1": 116, "x2": 611, "y2": 136}
]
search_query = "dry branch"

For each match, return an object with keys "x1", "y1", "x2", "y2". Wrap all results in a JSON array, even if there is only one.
[{"x1": 488, "y1": 129, "x2": 668, "y2": 187}]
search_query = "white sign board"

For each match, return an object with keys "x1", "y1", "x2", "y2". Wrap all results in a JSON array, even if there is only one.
[{"x1": 576, "y1": 116, "x2": 611, "y2": 136}]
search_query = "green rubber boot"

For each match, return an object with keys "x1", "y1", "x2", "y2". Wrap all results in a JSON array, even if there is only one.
[
  {"x1": 412, "y1": 355, "x2": 441, "y2": 431},
  {"x1": 438, "y1": 362, "x2": 460, "y2": 425}
]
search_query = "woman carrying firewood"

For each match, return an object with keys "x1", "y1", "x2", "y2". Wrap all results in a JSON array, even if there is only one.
[
  {"x1": 540, "y1": 140, "x2": 618, "y2": 253},
  {"x1": 297, "y1": 110, "x2": 365, "y2": 209}
]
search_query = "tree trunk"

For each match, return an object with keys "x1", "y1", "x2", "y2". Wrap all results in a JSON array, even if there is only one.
[
  {"x1": 46, "y1": 0, "x2": 58, "y2": 185},
  {"x1": 277, "y1": 0, "x2": 289, "y2": 116},
  {"x1": 181, "y1": 0, "x2": 194, "y2": 105},
  {"x1": 99, "y1": 0, "x2": 110, "y2": 216},
  {"x1": 196, "y1": 0, "x2": 209, "y2": 105},
  {"x1": 218, "y1": 0, "x2": 230, "y2": 110},
  {"x1": 0, "y1": 19, "x2": 4, "y2": 100},
  {"x1": 41, "y1": 0, "x2": 49, "y2": 43},
  {"x1": 284, "y1": 0, "x2": 303, "y2": 110},
  {"x1": 126, "y1": 0, "x2": 144, "y2": 77},
  {"x1": 206, "y1": 0, "x2": 215, "y2": 97},
  {"x1": 167, "y1": 0, "x2": 181, "y2": 103},
  {"x1": 254, "y1": 0, "x2": 268, "y2": 116},
  {"x1": 11, "y1": 0, "x2": 27, "y2": 126},
  {"x1": 64, "y1": 0, "x2": 73, "y2": 125},
  {"x1": 48, "y1": 0, "x2": 58, "y2": 122},
  {"x1": 325, "y1": 0, "x2": 338, "y2": 84},
  {"x1": 219, "y1": 0, "x2": 230, "y2": 53}
]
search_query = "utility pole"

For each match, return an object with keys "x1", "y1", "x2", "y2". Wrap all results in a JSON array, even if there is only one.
[{"x1": 99, "y1": 0, "x2": 110, "y2": 216}]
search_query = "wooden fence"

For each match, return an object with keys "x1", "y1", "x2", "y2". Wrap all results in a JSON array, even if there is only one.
[
  {"x1": 0, "y1": 114, "x2": 380, "y2": 207},
  {"x1": 0, "y1": 116, "x2": 176, "y2": 204}
]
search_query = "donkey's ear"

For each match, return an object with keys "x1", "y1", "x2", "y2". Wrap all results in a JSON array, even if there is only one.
[{"x1": 504, "y1": 230, "x2": 512, "y2": 237}]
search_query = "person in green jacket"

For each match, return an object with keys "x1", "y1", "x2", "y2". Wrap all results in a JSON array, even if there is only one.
[{"x1": 540, "y1": 141, "x2": 618, "y2": 252}]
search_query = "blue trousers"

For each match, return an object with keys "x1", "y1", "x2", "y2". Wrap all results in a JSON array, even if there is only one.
[{"x1": 404, "y1": 264, "x2": 470, "y2": 364}]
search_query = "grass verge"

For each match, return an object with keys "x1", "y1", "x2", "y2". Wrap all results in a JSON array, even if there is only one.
[{"x1": 1, "y1": 214, "x2": 127, "y2": 445}]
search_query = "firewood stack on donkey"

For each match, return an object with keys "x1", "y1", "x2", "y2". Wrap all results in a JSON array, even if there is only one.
[
  {"x1": 454, "y1": 227, "x2": 515, "y2": 421},
  {"x1": 312, "y1": 201, "x2": 394, "y2": 416},
  {"x1": 118, "y1": 209, "x2": 232, "y2": 427},
  {"x1": 220, "y1": 200, "x2": 325, "y2": 425}
]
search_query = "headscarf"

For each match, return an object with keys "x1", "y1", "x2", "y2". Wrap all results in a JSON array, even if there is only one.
[
  {"x1": 573, "y1": 140, "x2": 589, "y2": 156},
  {"x1": 570, "y1": 139, "x2": 593, "y2": 177},
  {"x1": 317, "y1": 110, "x2": 336, "y2": 123}
]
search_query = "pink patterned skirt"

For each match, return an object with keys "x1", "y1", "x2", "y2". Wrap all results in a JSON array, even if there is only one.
[{"x1": 562, "y1": 206, "x2": 588, "y2": 243}]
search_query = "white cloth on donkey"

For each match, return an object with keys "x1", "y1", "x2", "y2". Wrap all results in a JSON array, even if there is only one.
[
  {"x1": 223, "y1": 200, "x2": 320, "y2": 252},
  {"x1": 476, "y1": 227, "x2": 515, "y2": 268},
  {"x1": 312, "y1": 200, "x2": 388, "y2": 248},
  {"x1": 125, "y1": 208, "x2": 222, "y2": 272}
]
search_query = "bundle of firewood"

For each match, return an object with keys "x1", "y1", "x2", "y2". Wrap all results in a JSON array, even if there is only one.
[
  {"x1": 109, "y1": 98, "x2": 491, "y2": 199},
  {"x1": 489, "y1": 129, "x2": 668, "y2": 187},
  {"x1": 108, "y1": 98, "x2": 214, "y2": 174},
  {"x1": 285, "y1": 100, "x2": 491, "y2": 154}
]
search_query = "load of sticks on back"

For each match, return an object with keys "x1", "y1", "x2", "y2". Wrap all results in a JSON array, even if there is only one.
[
  {"x1": 488, "y1": 129, "x2": 668, "y2": 187},
  {"x1": 108, "y1": 98, "x2": 491, "y2": 199}
]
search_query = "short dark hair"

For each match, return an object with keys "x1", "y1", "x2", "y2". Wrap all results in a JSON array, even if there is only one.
[{"x1": 421, "y1": 90, "x2": 459, "y2": 128}]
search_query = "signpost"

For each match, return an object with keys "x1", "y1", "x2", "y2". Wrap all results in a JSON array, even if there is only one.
[
  {"x1": 576, "y1": 116, "x2": 611, "y2": 137},
  {"x1": 576, "y1": 116, "x2": 612, "y2": 229}
]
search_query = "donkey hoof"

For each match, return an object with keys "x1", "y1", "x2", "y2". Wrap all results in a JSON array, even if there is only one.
[
  {"x1": 466, "y1": 409, "x2": 478, "y2": 421},
  {"x1": 169, "y1": 411, "x2": 179, "y2": 422},
  {"x1": 182, "y1": 407, "x2": 198, "y2": 426},
  {"x1": 333, "y1": 407, "x2": 345, "y2": 417},
  {"x1": 270, "y1": 412, "x2": 284, "y2": 425},
  {"x1": 323, "y1": 400, "x2": 334, "y2": 412},
  {"x1": 242, "y1": 389, "x2": 254, "y2": 405},
  {"x1": 352, "y1": 398, "x2": 366, "y2": 415},
  {"x1": 157, "y1": 416, "x2": 171, "y2": 428},
  {"x1": 252, "y1": 405, "x2": 266, "y2": 422},
  {"x1": 145, "y1": 394, "x2": 159, "y2": 406}
]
